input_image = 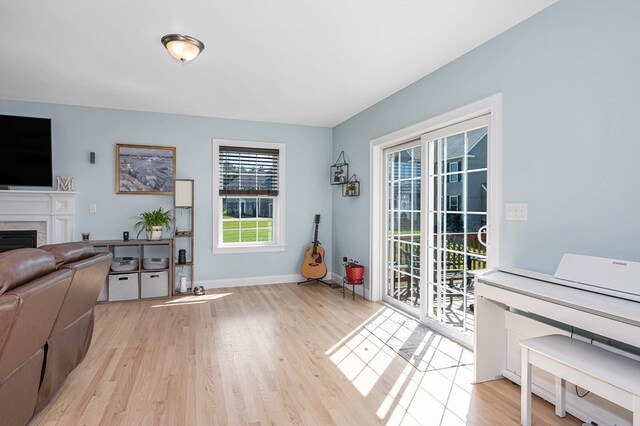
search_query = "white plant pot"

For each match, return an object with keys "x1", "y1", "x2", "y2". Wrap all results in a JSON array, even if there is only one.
[{"x1": 147, "y1": 226, "x2": 163, "y2": 240}]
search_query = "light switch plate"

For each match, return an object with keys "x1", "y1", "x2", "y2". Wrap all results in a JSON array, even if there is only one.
[
  {"x1": 505, "y1": 203, "x2": 527, "y2": 220},
  {"x1": 89, "y1": 203, "x2": 97, "y2": 213}
]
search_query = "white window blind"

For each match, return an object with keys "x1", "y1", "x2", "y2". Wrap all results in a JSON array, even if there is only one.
[{"x1": 219, "y1": 146, "x2": 279, "y2": 196}]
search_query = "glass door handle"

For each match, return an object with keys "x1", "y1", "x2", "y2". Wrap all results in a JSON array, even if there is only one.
[{"x1": 477, "y1": 225, "x2": 488, "y2": 247}]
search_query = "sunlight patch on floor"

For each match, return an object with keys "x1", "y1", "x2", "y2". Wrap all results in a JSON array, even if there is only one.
[
  {"x1": 327, "y1": 306, "x2": 475, "y2": 425},
  {"x1": 151, "y1": 300, "x2": 209, "y2": 307},
  {"x1": 329, "y1": 327, "x2": 395, "y2": 396},
  {"x1": 151, "y1": 292, "x2": 233, "y2": 307},
  {"x1": 376, "y1": 362, "x2": 413, "y2": 419},
  {"x1": 380, "y1": 366, "x2": 473, "y2": 424},
  {"x1": 325, "y1": 306, "x2": 387, "y2": 354},
  {"x1": 365, "y1": 307, "x2": 473, "y2": 371}
]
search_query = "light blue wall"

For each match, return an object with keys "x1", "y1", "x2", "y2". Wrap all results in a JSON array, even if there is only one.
[
  {"x1": 0, "y1": 100, "x2": 333, "y2": 281},
  {"x1": 332, "y1": 0, "x2": 640, "y2": 279},
  {"x1": 2, "y1": 1, "x2": 638, "y2": 287}
]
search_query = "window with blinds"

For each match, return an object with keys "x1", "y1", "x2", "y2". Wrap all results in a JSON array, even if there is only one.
[
  {"x1": 213, "y1": 139, "x2": 285, "y2": 252},
  {"x1": 219, "y1": 146, "x2": 279, "y2": 196}
]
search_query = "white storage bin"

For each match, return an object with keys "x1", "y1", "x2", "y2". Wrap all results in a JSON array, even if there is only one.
[
  {"x1": 142, "y1": 257, "x2": 169, "y2": 270},
  {"x1": 141, "y1": 271, "x2": 168, "y2": 298},
  {"x1": 108, "y1": 273, "x2": 139, "y2": 301},
  {"x1": 97, "y1": 279, "x2": 108, "y2": 302},
  {"x1": 111, "y1": 257, "x2": 139, "y2": 272}
]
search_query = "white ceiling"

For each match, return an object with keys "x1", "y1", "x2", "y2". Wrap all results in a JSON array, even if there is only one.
[{"x1": 0, "y1": 1, "x2": 555, "y2": 127}]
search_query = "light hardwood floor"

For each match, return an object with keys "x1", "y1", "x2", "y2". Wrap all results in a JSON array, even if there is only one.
[{"x1": 30, "y1": 282, "x2": 581, "y2": 425}]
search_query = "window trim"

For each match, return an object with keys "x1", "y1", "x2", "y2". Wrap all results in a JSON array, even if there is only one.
[
  {"x1": 448, "y1": 161, "x2": 460, "y2": 183},
  {"x1": 212, "y1": 139, "x2": 285, "y2": 254},
  {"x1": 448, "y1": 195, "x2": 459, "y2": 211}
]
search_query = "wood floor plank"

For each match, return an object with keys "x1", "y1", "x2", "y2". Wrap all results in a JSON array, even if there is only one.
[{"x1": 29, "y1": 282, "x2": 581, "y2": 425}]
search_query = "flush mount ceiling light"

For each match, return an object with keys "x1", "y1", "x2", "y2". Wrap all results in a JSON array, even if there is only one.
[{"x1": 161, "y1": 34, "x2": 205, "y2": 63}]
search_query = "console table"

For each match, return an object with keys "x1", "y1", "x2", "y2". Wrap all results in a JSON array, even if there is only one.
[{"x1": 89, "y1": 239, "x2": 174, "y2": 302}]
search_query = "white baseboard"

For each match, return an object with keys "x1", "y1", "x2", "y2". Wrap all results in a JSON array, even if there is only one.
[{"x1": 196, "y1": 272, "x2": 336, "y2": 290}]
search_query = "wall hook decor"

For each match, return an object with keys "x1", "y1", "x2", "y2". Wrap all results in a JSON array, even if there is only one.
[
  {"x1": 330, "y1": 151, "x2": 349, "y2": 185},
  {"x1": 342, "y1": 174, "x2": 360, "y2": 197}
]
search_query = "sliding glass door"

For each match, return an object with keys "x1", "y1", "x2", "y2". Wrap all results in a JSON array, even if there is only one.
[
  {"x1": 382, "y1": 114, "x2": 492, "y2": 344},
  {"x1": 424, "y1": 115, "x2": 490, "y2": 340}
]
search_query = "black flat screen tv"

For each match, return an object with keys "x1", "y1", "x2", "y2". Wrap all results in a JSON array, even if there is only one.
[{"x1": 0, "y1": 114, "x2": 53, "y2": 187}]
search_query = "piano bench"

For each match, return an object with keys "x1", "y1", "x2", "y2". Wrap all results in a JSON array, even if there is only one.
[{"x1": 519, "y1": 334, "x2": 640, "y2": 426}]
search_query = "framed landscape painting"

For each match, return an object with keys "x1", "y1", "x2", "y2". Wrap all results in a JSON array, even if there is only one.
[{"x1": 116, "y1": 144, "x2": 176, "y2": 194}]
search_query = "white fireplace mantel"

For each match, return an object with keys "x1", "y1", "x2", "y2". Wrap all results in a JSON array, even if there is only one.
[{"x1": 0, "y1": 190, "x2": 76, "y2": 244}]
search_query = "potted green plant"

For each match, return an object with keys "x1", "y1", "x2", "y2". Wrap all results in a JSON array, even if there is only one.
[
  {"x1": 344, "y1": 258, "x2": 365, "y2": 283},
  {"x1": 133, "y1": 207, "x2": 173, "y2": 240},
  {"x1": 345, "y1": 182, "x2": 357, "y2": 196}
]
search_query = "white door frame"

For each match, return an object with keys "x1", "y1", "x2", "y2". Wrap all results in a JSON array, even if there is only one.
[{"x1": 369, "y1": 95, "x2": 503, "y2": 316}]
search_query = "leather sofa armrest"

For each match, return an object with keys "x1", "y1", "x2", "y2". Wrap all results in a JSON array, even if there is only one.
[
  {"x1": 0, "y1": 249, "x2": 56, "y2": 294},
  {"x1": 0, "y1": 296, "x2": 19, "y2": 356},
  {"x1": 51, "y1": 252, "x2": 112, "y2": 334},
  {"x1": 0, "y1": 269, "x2": 72, "y2": 379},
  {"x1": 39, "y1": 242, "x2": 96, "y2": 269}
]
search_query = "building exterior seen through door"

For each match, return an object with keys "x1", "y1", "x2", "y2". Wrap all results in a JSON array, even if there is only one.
[{"x1": 384, "y1": 114, "x2": 492, "y2": 345}]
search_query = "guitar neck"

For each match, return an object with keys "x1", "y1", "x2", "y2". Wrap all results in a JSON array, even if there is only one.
[{"x1": 312, "y1": 223, "x2": 319, "y2": 253}]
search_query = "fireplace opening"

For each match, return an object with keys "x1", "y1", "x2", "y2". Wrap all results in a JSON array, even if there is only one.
[{"x1": 0, "y1": 230, "x2": 38, "y2": 253}]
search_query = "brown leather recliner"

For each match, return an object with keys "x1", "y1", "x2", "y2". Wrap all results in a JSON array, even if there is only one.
[
  {"x1": 35, "y1": 242, "x2": 112, "y2": 411},
  {"x1": 0, "y1": 249, "x2": 72, "y2": 426}
]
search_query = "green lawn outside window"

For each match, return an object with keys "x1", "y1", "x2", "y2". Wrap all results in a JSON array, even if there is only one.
[{"x1": 223, "y1": 217, "x2": 273, "y2": 243}]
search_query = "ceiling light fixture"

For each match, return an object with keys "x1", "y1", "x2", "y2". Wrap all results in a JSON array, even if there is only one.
[{"x1": 161, "y1": 34, "x2": 205, "y2": 63}]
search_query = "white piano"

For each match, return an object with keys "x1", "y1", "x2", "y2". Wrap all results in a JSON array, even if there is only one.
[{"x1": 474, "y1": 254, "x2": 640, "y2": 424}]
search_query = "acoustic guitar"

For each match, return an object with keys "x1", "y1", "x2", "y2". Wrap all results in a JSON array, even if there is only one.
[{"x1": 300, "y1": 215, "x2": 327, "y2": 280}]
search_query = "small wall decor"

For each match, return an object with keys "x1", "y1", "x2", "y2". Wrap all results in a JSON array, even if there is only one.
[
  {"x1": 330, "y1": 151, "x2": 349, "y2": 185},
  {"x1": 56, "y1": 176, "x2": 75, "y2": 191},
  {"x1": 342, "y1": 174, "x2": 360, "y2": 197},
  {"x1": 116, "y1": 144, "x2": 176, "y2": 194}
]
